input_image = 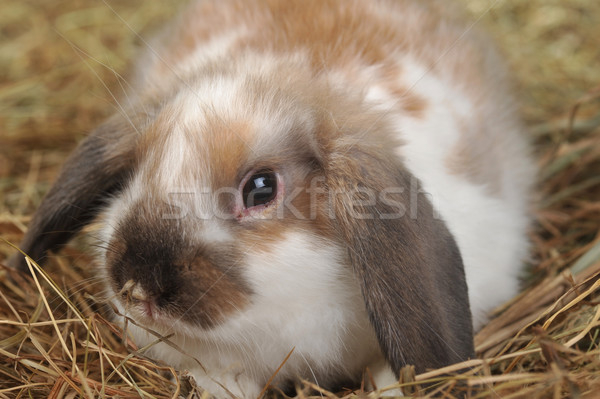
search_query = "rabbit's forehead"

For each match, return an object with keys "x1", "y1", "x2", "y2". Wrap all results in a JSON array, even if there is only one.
[{"x1": 137, "y1": 80, "x2": 317, "y2": 192}]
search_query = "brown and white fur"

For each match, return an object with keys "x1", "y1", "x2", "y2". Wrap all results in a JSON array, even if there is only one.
[{"x1": 10, "y1": 0, "x2": 535, "y2": 397}]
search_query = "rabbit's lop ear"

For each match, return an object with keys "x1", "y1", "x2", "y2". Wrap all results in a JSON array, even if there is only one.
[
  {"x1": 8, "y1": 116, "x2": 136, "y2": 271},
  {"x1": 326, "y1": 140, "x2": 474, "y2": 374}
]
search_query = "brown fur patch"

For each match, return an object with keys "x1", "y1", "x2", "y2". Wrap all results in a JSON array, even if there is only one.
[
  {"x1": 205, "y1": 118, "x2": 254, "y2": 192},
  {"x1": 146, "y1": 0, "x2": 496, "y2": 101},
  {"x1": 108, "y1": 200, "x2": 251, "y2": 328},
  {"x1": 381, "y1": 64, "x2": 428, "y2": 118},
  {"x1": 445, "y1": 117, "x2": 504, "y2": 195},
  {"x1": 141, "y1": 0, "x2": 519, "y2": 194},
  {"x1": 145, "y1": 1, "x2": 438, "y2": 115}
]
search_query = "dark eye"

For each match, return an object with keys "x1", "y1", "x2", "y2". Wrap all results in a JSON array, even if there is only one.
[{"x1": 242, "y1": 170, "x2": 278, "y2": 209}]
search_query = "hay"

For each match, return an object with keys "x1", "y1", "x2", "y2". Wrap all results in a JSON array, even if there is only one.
[{"x1": 1, "y1": 0, "x2": 599, "y2": 397}]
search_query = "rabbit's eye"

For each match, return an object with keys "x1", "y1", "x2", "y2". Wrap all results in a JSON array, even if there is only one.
[{"x1": 242, "y1": 170, "x2": 278, "y2": 209}]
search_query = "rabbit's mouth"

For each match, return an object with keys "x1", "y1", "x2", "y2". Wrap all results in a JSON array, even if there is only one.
[
  {"x1": 118, "y1": 280, "x2": 161, "y2": 323},
  {"x1": 116, "y1": 280, "x2": 192, "y2": 332}
]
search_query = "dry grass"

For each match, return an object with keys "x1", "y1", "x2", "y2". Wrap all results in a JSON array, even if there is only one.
[{"x1": 1, "y1": 0, "x2": 600, "y2": 398}]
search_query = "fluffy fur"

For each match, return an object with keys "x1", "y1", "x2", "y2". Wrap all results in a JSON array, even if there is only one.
[{"x1": 10, "y1": 0, "x2": 534, "y2": 397}]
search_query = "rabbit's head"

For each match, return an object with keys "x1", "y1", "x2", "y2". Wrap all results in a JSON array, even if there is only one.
[{"x1": 10, "y1": 56, "x2": 474, "y2": 374}]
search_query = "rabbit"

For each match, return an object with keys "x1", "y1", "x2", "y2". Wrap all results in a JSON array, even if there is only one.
[{"x1": 9, "y1": 0, "x2": 535, "y2": 397}]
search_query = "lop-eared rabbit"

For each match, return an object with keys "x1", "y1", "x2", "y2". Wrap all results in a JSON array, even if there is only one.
[{"x1": 10, "y1": 0, "x2": 534, "y2": 397}]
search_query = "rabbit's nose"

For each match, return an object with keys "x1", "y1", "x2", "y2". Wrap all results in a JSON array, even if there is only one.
[
  {"x1": 120, "y1": 280, "x2": 157, "y2": 319},
  {"x1": 120, "y1": 279, "x2": 148, "y2": 302},
  {"x1": 130, "y1": 282, "x2": 148, "y2": 302}
]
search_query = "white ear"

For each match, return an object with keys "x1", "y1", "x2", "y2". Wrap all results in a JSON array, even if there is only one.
[{"x1": 326, "y1": 141, "x2": 474, "y2": 375}]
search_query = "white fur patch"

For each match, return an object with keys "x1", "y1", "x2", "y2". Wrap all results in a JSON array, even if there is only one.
[
  {"x1": 340, "y1": 52, "x2": 531, "y2": 328},
  {"x1": 377, "y1": 56, "x2": 530, "y2": 329},
  {"x1": 111, "y1": 232, "x2": 383, "y2": 398}
]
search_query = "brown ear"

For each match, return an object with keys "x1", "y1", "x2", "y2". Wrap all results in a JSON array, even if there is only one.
[
  {"x1": 326, "y1": 140, "x2": 474, "y2": 374},
  {"x1": 8, "y1": 117, "x2": 136, "y2": 271}
]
